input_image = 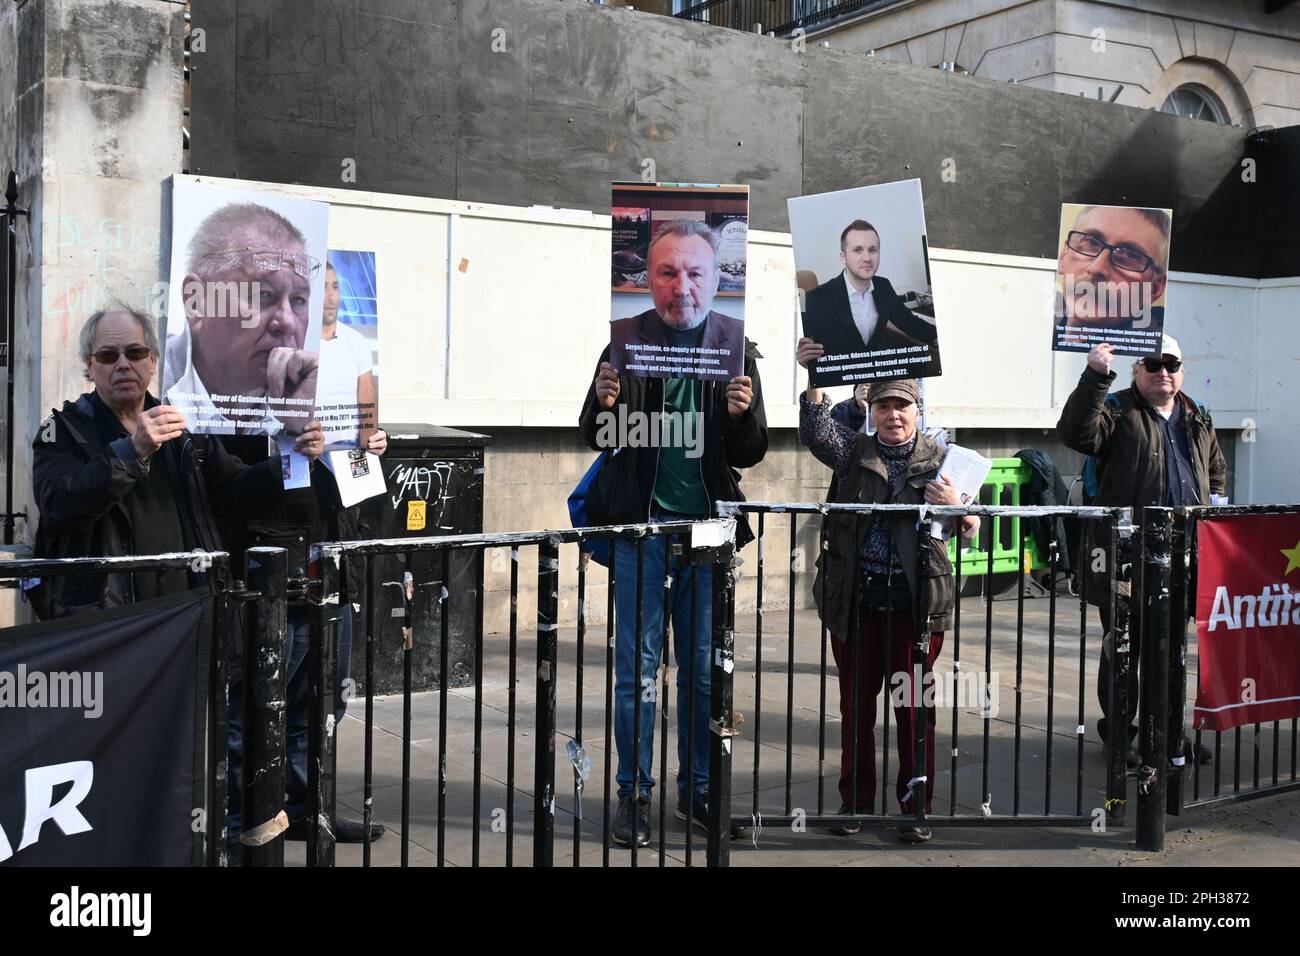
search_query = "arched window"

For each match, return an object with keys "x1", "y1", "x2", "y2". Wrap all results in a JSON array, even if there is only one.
[{"x1": 1160, "y1": 84, "x2": 1229, "y2": 124}]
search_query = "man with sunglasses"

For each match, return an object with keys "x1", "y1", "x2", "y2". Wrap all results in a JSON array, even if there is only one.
[
  {"x1": 30, "y1": 307, "x2": 312, "y2": 618},
  {"x1": 1054, "y1": 205, "x2": 1170, "y2": 353},
  {"x1": 163, "y1": 202, "x2": 321, "y2": 436},
  {"x1": 1058, "y1": 334, "x2": 1225, "y2": 765}
]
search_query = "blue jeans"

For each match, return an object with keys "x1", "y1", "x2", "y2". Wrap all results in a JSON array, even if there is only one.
[
  {"x1": 227, "y1": 603, "x2": 353, "y2": 842},
  {"x1": 613, "y1": 528, "x2": 713, "y2": 800}
]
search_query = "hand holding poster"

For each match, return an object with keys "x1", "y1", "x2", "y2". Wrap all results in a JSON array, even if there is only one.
[
  {"x1": 1051, "y1": 203, "x2": 1172, "y2": 356},
  {"x1": 789, "y1": 179, "x2": 943, "y2": 386},
  {"x1": 609, "y1": 182, "x2": 748, "y2": 382}
]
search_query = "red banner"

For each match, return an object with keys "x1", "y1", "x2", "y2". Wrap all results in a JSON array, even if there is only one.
[{"x1": 1194, "y1": 513, "x2": 1300, "y2": 732}]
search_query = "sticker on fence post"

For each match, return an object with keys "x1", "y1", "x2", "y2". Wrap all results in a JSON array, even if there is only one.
[
  {"x1": 407, "y1": 499, "x2": 427, "y2": 531},
  {"x1": 691, "y1": 520, "x2": 728, "y2": 549}
]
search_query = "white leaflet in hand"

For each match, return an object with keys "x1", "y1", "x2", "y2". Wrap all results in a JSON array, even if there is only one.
[
  {"x1": 324, "y1": 449, "x2": 386, "y2": 507},
  {"x1": 937, "y1": 444, "x2": 992, "y2": 506}
]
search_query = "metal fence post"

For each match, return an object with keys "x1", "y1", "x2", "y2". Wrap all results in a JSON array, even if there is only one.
[
  {"x1": 209, "y1": 564, "x2": 232, "y2": 868},
  {"x1": 1136, "y1": 507, "x2": 1172, "y2": 851},
  {"x1": 707, "y1": 544, "x2": 736, "y2": 867},
  {"x1": 1104, "y1": 516, "x2": 1132, "y2": 826},
  {"x1": 534, "y1": 536, "x2": 560, "y2": 867},
  {"x1": 307, "y1": 552, "x2": 340, "y2": 867},
  {"x1": 3, "y1": 170, "x2": 30, "y2": 546},
  {"x1": 911, "y1": 523, "x2": 931, "y2": 826},
  {"x1": 1167, "y1": 509, "x2": 1190, "y2": 816},
  {"x1": 243, "y1": 547, "x2": 288, "y2": 867}
]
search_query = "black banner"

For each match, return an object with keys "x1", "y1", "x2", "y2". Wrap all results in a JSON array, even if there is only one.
[{"x1": 0, "y1": 590, "x2": 210, "y2": 866}]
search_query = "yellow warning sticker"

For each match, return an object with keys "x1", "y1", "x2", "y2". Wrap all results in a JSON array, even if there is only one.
[{"x1": 407, "y1": 500, "x2": 427, "y2": 532}]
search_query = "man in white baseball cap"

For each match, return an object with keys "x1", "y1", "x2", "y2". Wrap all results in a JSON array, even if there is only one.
[{"x1": 1058, "y1": 333, "x2": 1226, "y2": 765}]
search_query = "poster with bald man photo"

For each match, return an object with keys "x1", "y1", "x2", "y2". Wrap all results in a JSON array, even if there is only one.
[
  {"x1": 161, "y1": 178, "x2": 328, "y2": 438},
  {"x1": 609, "y1": 182, "x2": 747, "y2": 382},
  {"x1": 1052, "y1": 202, "x2": 1172, "y2": 356},
  {"x1": 789, "y1": 179, "x2": 943, "y2": 388}
]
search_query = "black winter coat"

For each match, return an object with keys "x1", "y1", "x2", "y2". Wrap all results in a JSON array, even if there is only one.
[
  {"x1": 578, "y1": 338, "x2": 768, "y2": 549},
  {"x1": 31, "y1": 392, "x2": 284, "y2": 618},
  {"x1": 216, "y1": 435, "x2": 370, "y2": 602},
  {"x1": 1056, "y1": 366, "x2": 1226, "y2": 605}
]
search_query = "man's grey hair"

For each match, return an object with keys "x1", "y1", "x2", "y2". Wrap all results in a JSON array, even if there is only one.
[
  {"x1": 648, "y1": 219, "x2": 720, "y2": 264},
  {"x1": 186, "y1": 202, "x2": 307, "y2": 278},
  {"x1": 79, "y1": 306, "x2": 161, "y2": 380}
]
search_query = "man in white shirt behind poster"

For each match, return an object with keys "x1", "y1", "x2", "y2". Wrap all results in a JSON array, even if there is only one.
[{"x1": 317, "y1": 260, "x2": 379, "y2": 448}]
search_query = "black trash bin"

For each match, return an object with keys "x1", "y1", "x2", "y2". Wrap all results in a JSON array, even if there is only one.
[{"x1": 354, "y1": 423, "x2": 490, "y2": 695}]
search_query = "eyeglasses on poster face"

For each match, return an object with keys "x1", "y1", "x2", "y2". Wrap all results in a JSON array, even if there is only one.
[
  {"x1": 1065, "y1": 231, "x2": 1158, "y2": 275},
  {"x1": 210, "y1": 246, "x2": 321, "y2": 280}
]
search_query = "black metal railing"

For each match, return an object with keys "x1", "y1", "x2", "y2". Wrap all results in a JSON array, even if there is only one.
[
  {"x1": 673, "y1": 0, "x2": 893, "y2": 37},
  {"x1": 713, "y1": 501, "x2": 1131, "y2": 841},
  {"x1": 0, "y1": 550, "x2": 259, "y2": 867},
  {"x1": 8, "y1": 501, "x2": 1297, "y2": 865},
  {"x1": 310, "y1": 519, "x2": 738, "y2": 867}
]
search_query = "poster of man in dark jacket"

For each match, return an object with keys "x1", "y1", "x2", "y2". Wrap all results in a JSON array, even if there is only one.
[{"x1": 608, "y1": 183, "x2": 749, "y2": 383}]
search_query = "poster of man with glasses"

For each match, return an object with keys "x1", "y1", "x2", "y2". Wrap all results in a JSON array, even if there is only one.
[
  {"x1": 162, "y1": 179, "x2": 328, "y2": 439},
  {"x1": 1052, "y1": 202, "x2": 1172, "y2": 356}
]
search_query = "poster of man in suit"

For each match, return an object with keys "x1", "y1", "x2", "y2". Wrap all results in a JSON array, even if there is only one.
[{"x1": 789, "y1": 179, "x2": 943, "y2": 387}]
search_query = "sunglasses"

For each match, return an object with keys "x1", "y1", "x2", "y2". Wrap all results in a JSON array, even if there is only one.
[
  {"x1": 92, "y1": 345, "x2": 153, "y2": 365},
  {"x1": 1141, "y1": 357, "x2": 1182, "y2": 374}
]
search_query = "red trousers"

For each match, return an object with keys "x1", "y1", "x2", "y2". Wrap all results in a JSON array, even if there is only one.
[{"x1": 829, "y1": 609, "x2": 944, "y2": 814}]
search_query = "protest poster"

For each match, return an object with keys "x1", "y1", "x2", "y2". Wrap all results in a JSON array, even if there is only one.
[
  {"x1": 789, "y1": 179, "x2": 942, "y2": 387},
  {"x1": 317, "y1": 250, "x2": 379, "y2": 449},
  {"x1": 1051, "y1": 202, "x2": 1172, "y2": 356},
  {"x1": 609, "y1": 182, "x2": 748, "y2": 382},
  {"x1": 161, "y1": 179, "x2": 328, "y2": 441}
]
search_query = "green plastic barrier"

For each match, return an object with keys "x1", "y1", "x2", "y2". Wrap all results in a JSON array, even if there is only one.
[{"x1": 945, "y1": 458, "x2": 1047, "y2": 577}]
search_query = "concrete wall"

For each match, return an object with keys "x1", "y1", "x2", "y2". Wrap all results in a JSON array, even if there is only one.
[
  {"x1": 189, "y1": 0, "x2": 1272, "y2": 278},
  {"x1": 1, "y1": 5, "x2": 15, "y2": 174},
  {"x1": 4, "y1": 0, "x2": 184, "y2": 549},
  {"x1": 3, "y1": 0, "x2": 1292, "y2": 635},
  {"x1": 818, "y1": 0, "x2": 1300, "y2": 128}
]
